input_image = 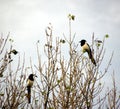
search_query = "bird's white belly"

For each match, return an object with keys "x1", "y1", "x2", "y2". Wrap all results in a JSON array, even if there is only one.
[
  {"x1": 82, "y1": 43, "x2": 89, "y2": 52},
  {"x1": 27, "y1": 80, "x2": 33, "y2": 87}
]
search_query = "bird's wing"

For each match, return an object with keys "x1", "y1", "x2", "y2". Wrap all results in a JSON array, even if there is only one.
[
  {"x1": 85, "y1": 43, "x2": 92, "y2": 58},
  {"x1": 86, "y1": 43, "x2": 96, "y2": 65},
  {"x1": 27, "y1": 79, "x2": 33, "y2": 103}
]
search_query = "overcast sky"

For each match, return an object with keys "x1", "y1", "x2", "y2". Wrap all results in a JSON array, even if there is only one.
[{"x1": 1, "y1": 0, "x2": 120, "y2": 90}]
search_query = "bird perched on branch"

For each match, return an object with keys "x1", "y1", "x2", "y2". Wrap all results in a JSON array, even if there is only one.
[
  {"x1": 27, "y1": 74, "x2": 37, "y2": 103},
  {"x1": 79, "y1": 39, "x2": 96, "y2": 66}
]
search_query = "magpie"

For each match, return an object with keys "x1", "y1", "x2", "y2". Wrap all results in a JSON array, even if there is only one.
[
  {"x1": 27, "y1": 74, "x2": 37, "y2": 103},
  {"x1": 79, "y1": 39, "x2": 96, "y2": 66}
]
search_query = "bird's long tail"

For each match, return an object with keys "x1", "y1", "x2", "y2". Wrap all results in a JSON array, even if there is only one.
[
  {"x1": 91, "y1": 56, "x2": 96, "y2": 66},
  {"x1": 88, "y1": 50, "x2": 96, "y2": 66},
  {"x1": 27, "y1": 86, "x2": 31, "y2": 103}
]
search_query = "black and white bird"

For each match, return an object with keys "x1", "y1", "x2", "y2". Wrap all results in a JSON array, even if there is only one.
[
  {"x1": 27, "y1": 74, "x2": 37, "y2": 103},
  {"x1": 79, "y1": 39, "x2": 96, "y2": 66}
]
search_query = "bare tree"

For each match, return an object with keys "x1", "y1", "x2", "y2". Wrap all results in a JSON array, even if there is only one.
[
  {"x1": 0, "y1": 34, "x2": 27, "y2": 109},
  {"x1": 0, "y1": 15, "x2": 119, "y2": 109},
  {"x1": 34, "y1": 14, "x2": 114, "y2": 109}
]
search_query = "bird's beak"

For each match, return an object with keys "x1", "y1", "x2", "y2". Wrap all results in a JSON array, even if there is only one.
[{"x1": 34, "y1": 74, "x2": 37, "y2": 77}]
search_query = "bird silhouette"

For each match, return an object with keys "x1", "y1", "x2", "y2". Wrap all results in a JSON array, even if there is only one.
[
  {"x1": 27, "y1": 74, "x2": 37, "y2": 103},
  {"x1": 79, "y1": 39, "x2": 96, "y2": 66}
]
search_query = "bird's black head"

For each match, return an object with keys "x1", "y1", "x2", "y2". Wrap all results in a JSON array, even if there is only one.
[
  {"x1": 28, "y1": 74, "x2": 37, "y2": 81},
  {"x1": 79, "y1": 39, "x2": 86, "y2": 46}
]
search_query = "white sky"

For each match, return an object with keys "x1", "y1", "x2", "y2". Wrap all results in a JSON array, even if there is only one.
[{"x1": 1, "y1": 0, "x2": 120, "y2": 90}]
